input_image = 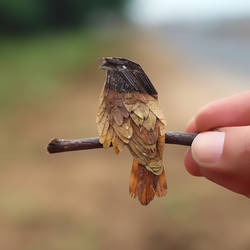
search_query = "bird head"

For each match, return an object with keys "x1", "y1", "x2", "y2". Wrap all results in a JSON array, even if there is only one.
[{"x1": 100, "y1": 57, "x2": 141, "y2": 71}]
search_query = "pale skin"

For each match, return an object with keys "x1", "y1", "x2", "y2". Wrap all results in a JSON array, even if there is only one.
[{"x1": 185, "y1": 91, "x2": 250, "y2": 197}]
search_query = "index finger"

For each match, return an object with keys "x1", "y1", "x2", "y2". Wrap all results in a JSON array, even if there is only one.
[{"x1": 187, "y1": 91, "x2": 250, "y2": 133}]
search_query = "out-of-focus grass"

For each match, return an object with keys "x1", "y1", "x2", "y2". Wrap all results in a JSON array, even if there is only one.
[{"x1": 0, "y1": 30, "x2": 101, "y2": 109}]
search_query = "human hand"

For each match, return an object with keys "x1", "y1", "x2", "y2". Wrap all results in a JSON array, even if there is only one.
[{"x1": 185, "y1": 91, "x2": 250, "y2": 197}]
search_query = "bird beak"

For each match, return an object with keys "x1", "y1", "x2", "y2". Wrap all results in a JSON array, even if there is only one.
[{"x1": 100, "y1": 57, "x2": 113, "y2": 70}]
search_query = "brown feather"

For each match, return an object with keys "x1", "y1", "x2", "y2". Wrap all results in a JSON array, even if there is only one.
[
  {"x1": 133, "y1": 102, "x2": 149, "y2": 120},
  {"x1": 124, "y1": 103, "x2": 134, "y2": 112},
  {"x1": 130, "y1": 113, "x2": 144, "y2": 127},
  {"x1": 103, "y1": 127, "x2": 113, "y2": 149},
  {"x1": 143, "y1": 111, "x2": 156, "y2": 131},
  {"x1": 129, "y1": 159, "x2": 167, "y2": 205},
  {"x1": 112, "y1": 137, "x2": 120, "y2": 154},
  {"x1": 99, "y1": 118, "x2": 109, "y2": 144},
  {"x1": 113, "y1": 135, "x2": 124, "y2": 153},
  {"x1": 119, "y1": 105, "x2": 130, "y2": 119},
  {"x1": 113, "y1": 119, "x2": 133, "y2": 142},
  {"x1": 98, "y1": 83, "x2": 106, "y2": 106},
  {"x1": 146, "y1": 100, "x2": 167, "y2": 127},
  {"x1": 124, "y1": 94, "x2": 138, "y2": 105},
  {"x1": 130, "y1": 136, "x2": 157, "y2": 160},
  {"x1": 133, "y1": 92, "x2": 148, "y2": 103},
  {"x1": 111, "y1": 106, "x2": 124, "y2": 126},
  {"x1": 131, "y1": 121, "x2": 158, "y2": 145},
  {"x1": 155, "y1": 169, "x2": 168, "y2": 197},
  {"x1": 128, "y1": 140, "x2": 148, "y2": 165},
  {"x1": 146, "y1": 158, "x2": 163, "y2": 174},
  {"x1": 157, "y1": 133, "x2": 165, "y2": 158},
  {"x1": 129, "y1": 159, "x2": 139, "y2": 198}
]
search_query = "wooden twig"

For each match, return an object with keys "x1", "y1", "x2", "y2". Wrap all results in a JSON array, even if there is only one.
[{"x1": 47, "y1": 132, "x2": 197, "y2": 154}]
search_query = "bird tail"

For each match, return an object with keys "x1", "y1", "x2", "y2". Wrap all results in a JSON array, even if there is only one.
[{"x1": 129, "y1": 158, "x2": 167, "y2": 205}]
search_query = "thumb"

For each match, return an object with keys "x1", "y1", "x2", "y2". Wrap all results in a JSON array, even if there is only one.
[{"x1": 191, "y1": 126, "x2": 250, "y2": 196}]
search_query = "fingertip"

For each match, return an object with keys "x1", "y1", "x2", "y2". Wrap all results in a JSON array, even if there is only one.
[
  {"x1": 186, "y1": 117, "x2": 197, "y2": 133},
  {"x1": 189, "y1": 103, "x2": 218, "y2": 132},
  {"x1": 186, "y1": 105, "x2": 212, "y2": 133},
  {"x1": 184, "y1": 148, "x2": 203, "y2": 176},
  {"x1": 194, "y1": 106, "x2": 214, "y2": 132}
]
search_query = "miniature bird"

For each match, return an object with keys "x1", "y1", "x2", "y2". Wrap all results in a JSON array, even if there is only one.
[{"x1": 96, "y1": 57, "x2": 167, "y2": 205}]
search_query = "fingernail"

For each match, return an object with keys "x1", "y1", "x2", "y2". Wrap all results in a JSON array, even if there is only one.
[{"x1": 191, "y1": 131, "x2": 225, "y2": 165}]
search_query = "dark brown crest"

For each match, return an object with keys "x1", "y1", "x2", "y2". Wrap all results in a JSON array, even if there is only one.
[{"x1": 100, "y1": 57, "x2": 158, "y2": 96}]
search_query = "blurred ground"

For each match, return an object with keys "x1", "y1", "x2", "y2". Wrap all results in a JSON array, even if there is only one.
[{"x1": 1, "y1": 28, "x2": 250, "y2": 250}]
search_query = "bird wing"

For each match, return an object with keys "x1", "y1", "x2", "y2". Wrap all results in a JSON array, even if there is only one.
[
  {"x1": 97, "y1": 86, "x2": 167, "y2": 172},
  {"x1": 124, "y1": 93, "x2": 166, "y2": 174},
  {"x1": 96, "y1": 84, "x2": 114, "y2": 149},
  {"x1": 120, "y1": 69, "x2": 158, "y2": 96}
]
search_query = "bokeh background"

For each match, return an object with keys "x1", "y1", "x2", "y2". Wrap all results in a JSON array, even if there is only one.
[{"x1": 1, "y1": 1, "x2": 250, "y2": 249}]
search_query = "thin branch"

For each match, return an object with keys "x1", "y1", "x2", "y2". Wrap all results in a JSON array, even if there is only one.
[{"x1": 47, "y1": 131, "x2": 197, "y2": 154}]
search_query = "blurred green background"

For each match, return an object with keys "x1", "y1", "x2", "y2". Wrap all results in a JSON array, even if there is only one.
[{"x1": 1, "y1": 1, "x2": 250, "y2": 250}]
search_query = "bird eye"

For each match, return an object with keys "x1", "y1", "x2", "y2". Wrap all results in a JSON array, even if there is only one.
[{"x1": 121, "y1": 65, "x2": 127, "y2": 69}]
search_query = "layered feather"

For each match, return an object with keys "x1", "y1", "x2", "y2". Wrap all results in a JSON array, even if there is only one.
[
  {"x1": 129, "y1": 159, "x2": 167, "y2": 205},
  {"x1": 96, "y1": 89, "x2": 167, "y2": 175}
]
